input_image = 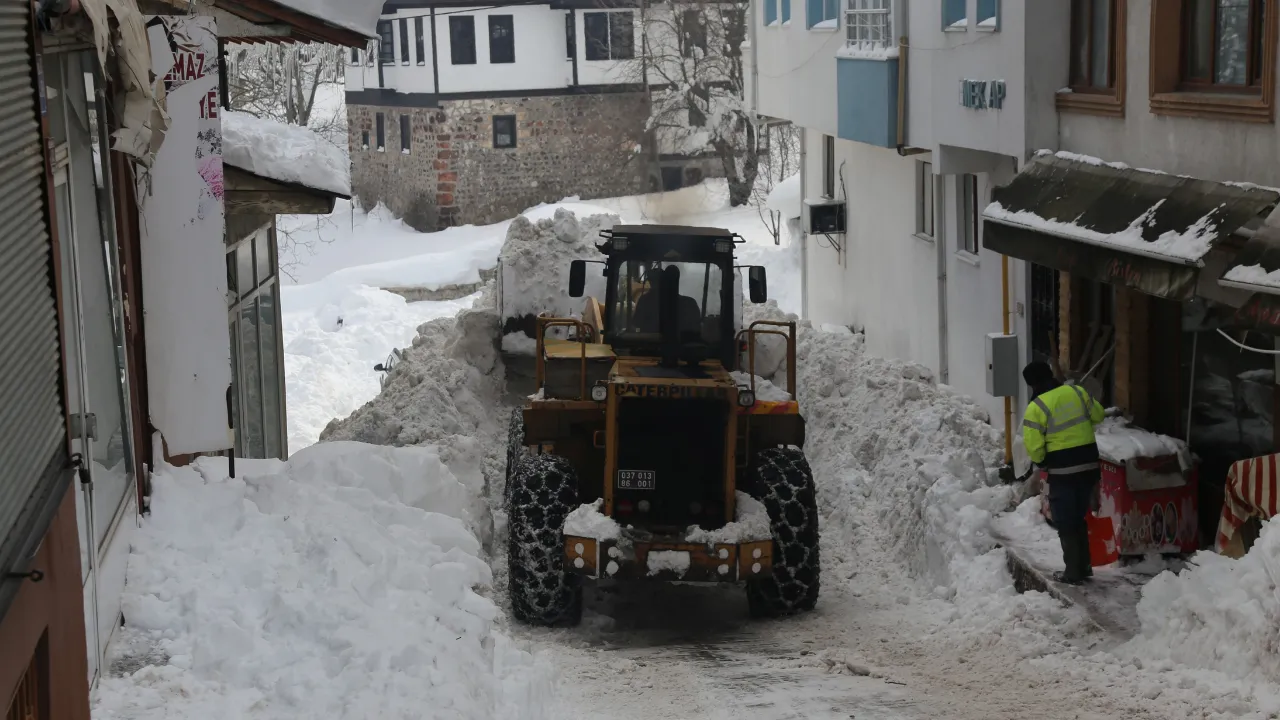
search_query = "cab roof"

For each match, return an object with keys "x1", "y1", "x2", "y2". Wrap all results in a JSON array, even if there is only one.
[{"x1": 605, "y1": 225, "x2": 738, "y2": 239}]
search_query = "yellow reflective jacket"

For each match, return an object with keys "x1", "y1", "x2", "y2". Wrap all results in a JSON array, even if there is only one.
[{"x1": 1022, "y1": 382, "x2": 1105, "y2": 474}]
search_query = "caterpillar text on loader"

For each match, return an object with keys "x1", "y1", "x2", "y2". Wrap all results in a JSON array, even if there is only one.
[{"x1": 504, "y1": 225, "x2": 818, "y2": 626}]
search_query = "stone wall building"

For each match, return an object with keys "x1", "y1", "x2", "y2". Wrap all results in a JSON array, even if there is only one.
[{"x1": 347, "y1": 0, "x2": 723, "y2": 230}]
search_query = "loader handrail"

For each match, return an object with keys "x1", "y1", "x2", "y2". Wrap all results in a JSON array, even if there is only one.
[
  {"x1": 734, "y1": 320, "x2": 798, "y2": 399},
  {"x1": 535, "y1": 316, "x2": 596, "y2": 401}
]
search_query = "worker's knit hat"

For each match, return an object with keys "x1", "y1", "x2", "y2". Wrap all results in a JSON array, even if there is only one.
[{"x1": 1022, "y1": 361, "x2": 1055, "y2": 387}]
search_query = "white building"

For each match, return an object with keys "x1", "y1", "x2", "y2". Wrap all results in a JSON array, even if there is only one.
[{"x1": 346, "y1": 0, "x2": 728, "y2": 229}]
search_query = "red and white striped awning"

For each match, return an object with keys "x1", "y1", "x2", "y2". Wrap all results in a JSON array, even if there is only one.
[{"x1": 1217, "y1": 453, "x2": 1280, "y2": 557}]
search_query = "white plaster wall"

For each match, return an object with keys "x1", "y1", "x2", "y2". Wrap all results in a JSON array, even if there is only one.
[
  {"x1": 1061, "y1": 0, "x2": 1280, "y2": 187},
  {"x1": 386, "y1": 9, "x2": 438, "y2": 94},
  {"x1": 936, "y1": 170, "x2": 1029, "y2": 423},
  {"x1": 753, "y1": 1, "x2": 840, "y2": 135},
  {"x1": 437, "y1": 6, "x2": 573, "y2": 93},
  {"x1": 801, "y1": 132, "x2": 844, "y2": 326}
]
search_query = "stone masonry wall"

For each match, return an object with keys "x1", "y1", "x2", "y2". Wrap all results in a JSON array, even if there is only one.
[{"x1": 349, "y1": 92, "x2": 653, "y2": 231}]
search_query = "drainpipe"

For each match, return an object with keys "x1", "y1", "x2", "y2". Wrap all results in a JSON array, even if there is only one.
[
  {"x1": 748, "y1": 0, "x2": 759, "y2": 118},
  {"x1": 799, "y1": 127, "x2": 808, "y2": 320},
  {"x1": 1002, "y1": 253, "x2": 1013, "y2": 470}
]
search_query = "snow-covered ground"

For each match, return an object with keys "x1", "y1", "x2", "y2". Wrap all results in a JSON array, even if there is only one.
[{"x1": 97, "y1": 177, "x2": 1280, "y2": 720}]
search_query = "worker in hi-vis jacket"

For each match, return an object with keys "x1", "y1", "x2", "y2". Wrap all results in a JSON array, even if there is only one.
[{"x1": 1021, "y1": 361, "x2": 1106, "y2": 585}]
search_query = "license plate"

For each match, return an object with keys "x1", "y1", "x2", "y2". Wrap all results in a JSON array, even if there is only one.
[{"x1": 616, "y1": 470, "x2": 656, "y2": 490}]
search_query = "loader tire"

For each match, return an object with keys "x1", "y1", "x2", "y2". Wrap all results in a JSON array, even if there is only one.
[
  {"x1": 504, "y1": 408, "x2": 526, "y2": 508},
  {"x1": 746, "y1": 447, "x2": 820, "y2": 618},
  {"x1": 507, "y1": 453, "x2": 583, "y2": 626}
]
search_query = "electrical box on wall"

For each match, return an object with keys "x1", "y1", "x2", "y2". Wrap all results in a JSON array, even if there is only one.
[
  {"x1": 986, "y1": 333, "x2": 1020, "y2": 398},
  {"x1": 805, "y1": 199, "x2": 846, "y2": 235}
]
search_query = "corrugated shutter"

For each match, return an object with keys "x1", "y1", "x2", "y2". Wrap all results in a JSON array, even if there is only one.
[{"x1": 0, "y1": 1, "x2": 69, "y2": 603}]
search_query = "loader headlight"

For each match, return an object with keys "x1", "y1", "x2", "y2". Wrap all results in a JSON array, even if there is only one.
[
  {"x1": 737, "y1": 389, "x2": 756, "y2": 407},
  {"x1": 611, "y1": 238, "x2": 629, "y2": 252},
  {"x1": 714, "y1": 239, "x2": 734, "y2": 253},
  {"x1": 591, "y1": 384, "x2": 608, "y2": 402}
]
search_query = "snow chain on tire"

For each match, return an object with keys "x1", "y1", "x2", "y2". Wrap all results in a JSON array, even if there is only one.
[
  {"x1": 746, "y1": 447, "x2": 820, "y2": 618},
  {"x1": 504, "y1": 408, "x2": 526, "y2": 508},
  {"x1": 507, "y1": 453, "x2": 583, "y2": 626}
]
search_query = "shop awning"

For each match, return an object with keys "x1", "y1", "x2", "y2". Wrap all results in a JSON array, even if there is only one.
[
  {"x1": 983, "y1": 152, "x2": 1279, "y2": 301},
  {"x1": 1219, "y1": 225, "x2": 1280, "y2": 331}
]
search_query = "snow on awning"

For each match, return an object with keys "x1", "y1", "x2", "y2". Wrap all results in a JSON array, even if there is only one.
[
  {"x1": 983, "y1": 151, "x2": 1278, "y2": 301},
  {"x1": 1219, "y1": 224, "x2": 1280, "y2": 333},
  {"x1": 262, "y1": 0, "x2": 385, "y2": 39},
  {"x1": 222, "y1": 111, "x2": 350, "y2": 198}
]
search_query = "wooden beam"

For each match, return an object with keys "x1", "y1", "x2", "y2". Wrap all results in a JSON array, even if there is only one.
[{"x1": 227, "y1": 190, "x2": 335, "y2": 215}]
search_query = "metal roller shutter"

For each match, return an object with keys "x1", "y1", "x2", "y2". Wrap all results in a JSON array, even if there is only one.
[{"x1": 0, "y1": 0, "x2": 70, "y2": 614}]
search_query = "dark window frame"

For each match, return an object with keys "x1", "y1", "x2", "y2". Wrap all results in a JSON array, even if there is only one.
[
  {"x1": 489, "y1": 14, "x2": 516, "y2": 64},
  {"x1": 400, "y1": 18, "x2": 411, "y2": 64},
  {"x1": 681, "y1": 9, "x2": 707, "y2": 58},
  {"x1": 584, "y1": 11, "x2": 635, "y2": 60},
  {"x1": 959, "y1": 174, "x2": 980, "y2": 256},
  {"x1": 1180, "y1": 0, "x2": 1268, "y2": 91},
  {"x1": 400, "y1": 114, "x2": 411, "y2": 152},
  {"x1": 415, "y1": 17, "x2": 426, "y2": 65},
  {"x1": 1059, "y1": 0, "x2": 1126, "y2": 117},
  {"x1": 450, "y1": 15, "x2": 478, "y2": 65},
  {"x1": 566, "y1": 12, "x2": 576, "y2": 59},
  {"x1": 378, "y1": 21, "x2": 395, "y2": 63},
  {"x1": 1069, "y1": 0, "x2": 1117, "y2": 90},
  {"x1": 916, "y1": 161, "x2": 934, "y2": 239},
  {"x1": 350, "y1": 46, "x2": 360, "y2": 64},
  {"x1": 376, "y1": 112, "x2": 386, "y2": 151},
  {"x1": 493, "y1": 114, "x2": 517, "y2": 149},
  {"x1": 361, "y1": 129, "x2": 370, "y2": 149}
]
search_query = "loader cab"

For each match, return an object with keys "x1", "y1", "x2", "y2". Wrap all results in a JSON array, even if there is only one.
[{"x1": 569, "y1": 225, "x2": 768, "y2": 370}]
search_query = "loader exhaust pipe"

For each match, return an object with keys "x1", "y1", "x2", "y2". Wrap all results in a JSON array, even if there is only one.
[{"x1": 659, "y1": 265, "x2": 681, "y2": 368}]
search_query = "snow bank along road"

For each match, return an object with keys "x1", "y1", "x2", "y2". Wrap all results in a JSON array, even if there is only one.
[{"x1": 98, "y1": 208, "x2": 1278, "y2": 719}]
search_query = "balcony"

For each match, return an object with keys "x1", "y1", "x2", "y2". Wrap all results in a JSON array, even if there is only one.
[{"x1": 836, "y1": 1, "x2": 898, "y2": 148}]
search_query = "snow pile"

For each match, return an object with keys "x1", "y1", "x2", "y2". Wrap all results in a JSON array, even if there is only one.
[
  {"x1": 730, "y1": 371, "x2": 793, "y2": 402},
  {"x1": 740, "y1": 299, "x2": 797, "y2": 384},
  {"x1": 764, "y1": 174, "x2": 801, "y2": 218},
  {"x1": 646, "y1": 551, "x2": 692, "y2": 577},
  {"x1": 795, "y1": 325, "x2": 1090, "y2": 651},
  {"x1": 222, "y1": 110, "x2": 349, "y2": 197},
  {"x1": 685, "y1": 492, "x2": 772, "y2": 545},
  {"x1": 498, "y1": 209, "x2": 618, "y2": 338},
  {"x1": 319, "y1": 288, "x2": 506, "y2": 505},
  {"x1": 93, "y1": 444, "x2": 552, "y2": 720},
  {"x1": 1224, "y1": 262, "x2": 1280, "y2": 289},
  {"x1": 282, "y1": 282, "x2": 478, "y2": 453},
  {"x1": 1123, "y1": 520, "x2": 1280, "y2": 709},
  {"x1": 564, "y1": 500, "x2": 622, "y2": 541},
  {"x1": 1095, "y1": 417, "x2": 1191, "y2": 466}
]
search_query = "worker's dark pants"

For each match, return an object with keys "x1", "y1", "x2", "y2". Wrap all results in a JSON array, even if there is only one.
[{"x1": 1048, "y1": 470, "x2": 1100, "y2": 581}]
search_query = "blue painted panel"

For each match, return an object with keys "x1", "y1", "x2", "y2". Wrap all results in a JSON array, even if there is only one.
[
  {"x1": 942, "y1": 0, "x2": 966, "y2": 27},
  {"x1": 765, "y1": 0, "x2": 777, "y2": 25},
  {"x1": 836, "y1": 57, "x2": 899, "y2": 148},
  {"x1": 781, "y1": 0, "x2": 790, "y2": 23}
]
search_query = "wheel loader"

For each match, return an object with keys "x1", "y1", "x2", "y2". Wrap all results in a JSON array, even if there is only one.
[{"x1": 504, "y1": 224, "x2": 819, "y2": 626}]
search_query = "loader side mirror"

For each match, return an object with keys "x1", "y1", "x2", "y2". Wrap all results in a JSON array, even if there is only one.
[
  {"x1": 748, "y1": 266, "x2": 768, "y2": 304},
  {"x1": 374, "y1": 363, "x2": 386, "y2": 372},
  {"x1": 569, "y1": 260, "x2": 586, "y2": 298}
]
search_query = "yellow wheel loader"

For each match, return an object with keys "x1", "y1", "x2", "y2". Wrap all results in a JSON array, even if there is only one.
[{"x1": 504, "y1": 225, "x2": 818, "y2": 626}]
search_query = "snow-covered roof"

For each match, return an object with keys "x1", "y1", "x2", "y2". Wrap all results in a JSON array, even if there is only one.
[
  {"x1": 984, "y1": 151, "x2": 1279, "y2": 265},
  {"x1": 1219, "y1": 223, "x2": 1280, "y2": 295},
  {"x1": 266, "y1": 0, "x2": 385, "y2": 38},
  {"x1": 222, "y1": 110, "x2": 350, "y2": 198},
  {"x1": 765, "y1": 174, "x2": 801, "y2": 219}
]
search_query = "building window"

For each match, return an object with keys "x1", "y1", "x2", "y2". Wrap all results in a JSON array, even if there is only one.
[
  {"x1": 566, "y1": 12, "x2": 576, "y2": 59},
  {"x1": 227, "y1": 227, "x2": 286, "y2": 460},
  {"x1": 808, "y1": 0, "x2": 839, "y2": 28},
  {"x1": 400, "y1": 18, "x2": 410, "y2": 63},
  {"x1": 916, "y1": 161, "x2": 934, "y2": 239},
  {"x1": 682, "y1": 9, "x2": 707, "y2": 56},
  {"x1": 1060, "y1": 0, "x2": 1126, "y2": 116},
  {"x1": 959, "y1": 174, "x2": 980, "y2": 256},
  {"x1": 822, "y1": 134, "x2": 835, "y2": 198},
  {"x1": 361, "y1": 129, "x2": 369, "y2": 149},
  {"x1": 943, "y1": 0, "x2": 966, "y2": 28},
  {"x1": 415, "y1": 17, "x2": 426, "y2": 64},
  {"x1": 584, "y1": 11, "x2": 635, "y2": 60},
  {"x1": 494, "y1": 115, "x2": 517, "y2": 149},
  {"x1": 378, "y1": 21, "x2": 395, "y2": 63},
  {"x1": 1150, "y1": 0, "x2": 1275, "y2": 120},
  {"x1": 490, "y1": 15, "x2": 516, "y2": 63},
  {"x1": 765, "y1": 0, "x2": 779, "y2": 26},
  {"x1": 400, "y1": 114, "x2": 411, "y2": 153},
  {"x1": 350, "y1": 47, "x2": 359, "y2": 64},
  {"x1": 450, "y1": 16, "x2": 477, "y2": 65},
  {"x1": 845, "y1": 0, "x2": 892, "y2": 48},
  {"x1": 1183, "y1": 0, "x2": 1267, "y2": 87},
  {"x1": 376, "y1": 112, "x2": 385, "y2": 151},
  {"x1": 688, "y1": 84, "x2": 709, "y2": 126},
  {"x1": 977, "y1": 0, "x2": 999, "y2": 29}
]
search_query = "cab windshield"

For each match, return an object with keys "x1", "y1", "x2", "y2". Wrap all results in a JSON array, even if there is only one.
[{"x1": 609, "y1": 261, "x2": 725, "y2": 346}]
